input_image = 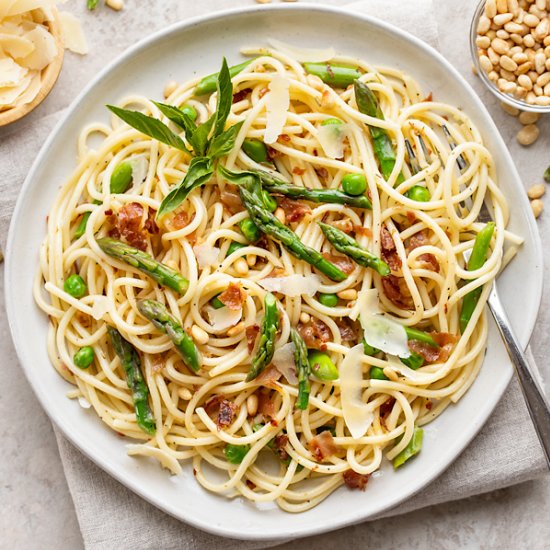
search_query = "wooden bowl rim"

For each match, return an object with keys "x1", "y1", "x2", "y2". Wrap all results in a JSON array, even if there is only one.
[{"x1": 0, "y1": 7, "x2": 65, "y2": 127}]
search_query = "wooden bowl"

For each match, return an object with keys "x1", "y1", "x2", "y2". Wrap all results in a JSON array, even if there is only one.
[{"x1": 0, "y1": 8, "x2": 64, "y2": 127}]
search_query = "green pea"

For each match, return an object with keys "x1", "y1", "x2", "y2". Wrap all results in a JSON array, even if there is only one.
[
  {"x1": 239, "y1": 218, "x2": 261, "y2": 243},
  {"x1": 405, "y1": 185, "x2": 431, "y2": 202},
  {"x1": 64, "y1": 274, "x2": 87, "y2": 298},
  {"x1": 362, "y1": 338, "x2": 380, "y2": 356},
  {"x1": 110, "y1": 161, "x2": 134, "y2": 194},
  {"x1": 308, "y1": 350, "x2": 339, "y2": 381},
  {"x1": 242, "y1": 139, "x2": 268, "y2": 163},
  {"x1": 369, "y1": 366, "x2": 388, "y2": 380},
  {"x1": 400, "y1": 352, "x2": 424, "y2": 370},
  {"x1": 73, "y1": 346, "x2": 95, "y2": 369},
  {"x1": 318, "y1": 293, "x2": 338, "y2": 307},
  {"x1": 342, "y1": 173, "x2": 367, "y2": 196},
  {"x1": 261, "y1": 189, "x2": 277, "y2": 212},
  {"x1": 211, "y1": 294, "x2": 225, "y2": 309},
  {"x1": 227, "y1": 241, "x2": 246, "y2": 256},
  {"x1": 321, "y1": 118, "x2": 343, "y2": 126},
  {"x1": 224, "y1": 443, "x2": 250, "y2": 464},
  {"x1": 180, "y1": 104, "x2": 197, "y2": 122}
]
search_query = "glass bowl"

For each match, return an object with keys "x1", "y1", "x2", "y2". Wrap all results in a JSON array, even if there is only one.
[{"x1": 470, "y1": 0, "x2": 550, "y2": 113}]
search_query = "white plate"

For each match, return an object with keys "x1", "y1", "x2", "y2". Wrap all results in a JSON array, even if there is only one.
[{"x1": 5, "y1": 4, "x2": 543, "y2": 541}]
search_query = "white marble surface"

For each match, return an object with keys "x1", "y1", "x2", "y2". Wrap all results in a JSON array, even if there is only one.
[{"x1": 1, "y1": 0, "x2": 550, "y2": 548}]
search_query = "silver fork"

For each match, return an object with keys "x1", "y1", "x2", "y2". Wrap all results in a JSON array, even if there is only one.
[{"x1": 441, "y1": 128, "x2": 550, "y2": 468}]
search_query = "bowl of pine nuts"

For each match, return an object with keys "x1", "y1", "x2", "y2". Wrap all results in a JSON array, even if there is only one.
[{"x1": 471, "y1": 0, "x2": 550, "y2": 113}]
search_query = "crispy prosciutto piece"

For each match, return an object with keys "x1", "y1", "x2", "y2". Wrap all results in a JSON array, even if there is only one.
[
  {"x1": 335, "y1": 317, "x2": 360, "y2": 343},
  {"x1": 308, "y1": 430, "x2": 339, "y2": 461},
  {"x1": 343, "y1": 470, "x2": 370, "y2": 491},
  {"x1": 381, "y1": 274, "x2": 414, "y2": 310},
  {"x1": 245, "y1": 324, "x2": 260, "y2": 353},
  {"x1": 204, "y1": 394, "x2": 237, "y2": 430},
  {"x1": 257, "y1": 389, "x2": 277, "y2": 418},
  {"x1": 108, "y1": 202, "x2": 154, "y2": 251},
  {"x1": 408, "y1": 332, "x2": 457, "y2": 363},
  {"x1": 218, "y1": 282, "x2": 246, "y2": 310},
  {"x1": 322, "y1": 253, "x2": 355, "y2": 275},
  {"x1": 220, "y1": 187, "x2": 244, "y2": 214},
  {"x1": 273, "y1": 434, "x2": 290, "y2": 462},
  {"x1": 297, "y1": 318, "x2": 331, "y2": 350},
  {"x1": 406, "y1": 230, "x2": 439, "y2": 273},
  {"x1": 380, "y1": 225, "x2": 401, "y2": 271},
  {"x1": 278, "y1": 197, "x2": 311, "y2": 222}
]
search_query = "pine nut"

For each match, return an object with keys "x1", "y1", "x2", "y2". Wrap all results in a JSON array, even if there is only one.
[
  {"x1": 274, "y1": 207, "x2": 286, "y2": 224},
  {"x1": 505, "y1": 21, "x2": 524, "y2": 33},
  {"x1": 518, "y1": 73, "x2": 534, "y2": 88},
  {"x1": 534, "y1": 95, "x2": 550, "y2": 104},
  {"x1": 163, "y1": 80, "x2": 178, "y2": 98},
  {"x1": 535, "y1": 51, "x2": 546, "y2": 72},
  {"x1": 545, "y1": 35, "x2": 550, "y2": 46},
  {"x1": 477, "y1": 36, "x2": 491, "y2": 49},
  {"x1": 524, "y1": 33, "x2": 536, "y2": 47},
  {"x1": 512, "y1": 51, "x2": 528, "y2": 63},
  {"x1": 515, "y1": 85, "x2": 528, "y2": 98},
  {"x1": 501, "y1": 101, "x2": 520, "y2": 115},
  {"x1": 524, "y1": 14, "x2": 540, "y2": 27},
  {"x1": 531, "y1": 199, "x2": 544, "y2": 218},
  {"x1": 246, "y1": 254, "x2": 257, "y2": 267},
  {"x1": 227, "y1": 321, "x2": 246, "y2": 337},
  {"x1": 518, "y1": 110, "x2": 540, "y2": 124},
  {"x1": 496, "y1": 0, "x2": 508, "y2": 13},
  {"x1": 485, "y1": 0, "x2": 497, "y2": 18},
  {"x1": 534, "y1": 18, "x2": 550, "y2": 41},
  {"x1": 478, "y1": 15, "x2": 491, "y2": 34},
  {"x1": 299, "y1": 312, "x2": 310, "y2": 324},
  {"x1": 492, "y1": 37, "x2": 511, "y2": 54},
  {"x1": 500, "y1": 55, "x2": 518, "y2": 71},
  {"x1": 494, "y1": 13, "x2": 514, "y2": 26},
  {"x1": 336, "y1": 289, "x2": 358, "y2": 301},
  {"x1": 517, "y1": 60, "x2": 533, "y2": 74},
  {"x1": 178, "y1": 388, "x2": 193, "y2": 401},
  {"x1": 480, "y1": 55, "x2": 493, "y2": 73},
  {"x1": 496, "y1": 29, "x2": 511, "y2": 39},
  {"x1": 517, "y1": 124, "x2": 540, "y2": 145},
  {"x1": 534, "y1": 84, "x2": 543, "y2": 95},
  {"x1": 536, "y1": 0, "x2": 546, "y2": 10},
  {"x1": 488, "y1": 47, "x2": 501, "y2": 64},
  {"x1": 246, "y1": 394, "x2": 258, "y2": 416},
  {"x1": 528, "y1": 183, "x2": 546, "y2": 199},
  {"x1": 511, "y1": 33, "x2": 524, "y2": 44},
  {"x1": 489, "y1": 70, "x2": 500, "y2": 82},
  {"x1": 106, "y1": 0, "x2": 124, "y2": 10},
  {"x1": 234, "y1": 258, "x2": 249, "y2": 276},
  {"x1": 191, "y1": 324, "x2": 209, "y2": 345}
]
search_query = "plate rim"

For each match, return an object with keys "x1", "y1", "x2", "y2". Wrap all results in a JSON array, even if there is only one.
[{"x1": 5, "y1": 3, "x2": 544, "y2": 540}]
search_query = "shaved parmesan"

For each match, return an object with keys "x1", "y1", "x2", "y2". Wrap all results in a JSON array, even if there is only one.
[
  {"x1": 18, "y1": 24, "x2": 56, "y2": 69},
  {"x1": 340, "y1": 344, "x2": 373, "y2": 439},
  {"x1": 0, "y1": 33, "x2": 34, "y2": 57},
  {"x1": 206, "y1": 305, "x2": 242, "y2": 331},
  {"x1": 317, "y1": 122, "x2": 349, "y2": 159},
  {"x1": 91, "y1": 295, "x2": 110, "y2": 320},
  {"x1": 14, "y1": 69, "x2": 40, "y2": 105},
  {"x1": 258, "y1": 274, "x2": 320, "y2": 297},
  {"x1": 1, "y1": 0, "x2": 57, "y2": 19},
  {"x1": 272, "y1": 342, "x2": 298, "y2": 384},
  {"x1": 58, "y1": 10, "x2": 88, "y2": 54},
  {"x1": 352, "y1": 288, "x2": 410, "y2": 358},
  {"x1": 0, "y1": 57, "x2": 27, "y2": 86},
  {"x1": 264, "y1": 74, "x2": 289, "y2": 144},
  {"x1": 129, "y1": 155, "x2": 148, "y2": 186},
  {"x1": 0, "y1": 73, "x2": 31, "y2": 106},
  {"x1": 193, "y1": 244, "x2": 220, "y2": 268},
  {"x1": 267, "y1": 38, "x2": 335, "y2": 63}
]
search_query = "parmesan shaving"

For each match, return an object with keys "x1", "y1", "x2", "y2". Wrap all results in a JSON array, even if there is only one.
[
  {"x1": 18, "y1": 24, "x2": 56, "y2": 70},
  {"x1": 272, "y1": 342, "x2": 298, "y2": 384},
  {"x1": 0, "y1": 33, "x2": 34, "y2": 57},
  {"x1": 206, "y1": 305, "x2": 242, "y2": 331},
  {"x1": 0, "y1": 57, "x2": 27, "y2": 86},
  {"x1": 317, "y1": 122, "x2": 349, "y2": 159},
  {"x1": 258, "y1": 274, "x2": 321, "y2": 297},
  {"x1": 264, "y1": 74, "x2": 289, "y2": 144},
  {"x1": 91, "y1": 295, "x2": 110, "y2": 320},
  {"x1": 340, "y1": 344, "x2": 373, "y2": 439},
  {"x1": 193, "y1": 244, "x2": 220, "y2": 268},
  {"x1": 267, "y1": 38, "x2": 335, "y2": 63},
  {"x1": 129, "y1": 155, "x2": 149, "y2": 187},
  {"x1": 58, "y1": 10, "x2": 88, "y2": 54}
]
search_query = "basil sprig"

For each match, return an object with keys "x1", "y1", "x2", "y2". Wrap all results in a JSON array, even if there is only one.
[{"x1": 106, "y1": 58, "x2": 243, "y2": 219}]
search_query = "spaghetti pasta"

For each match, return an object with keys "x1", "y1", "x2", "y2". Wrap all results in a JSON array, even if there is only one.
[{"x1": 34, "y1": 46, "x2": 520, "y2": 512}]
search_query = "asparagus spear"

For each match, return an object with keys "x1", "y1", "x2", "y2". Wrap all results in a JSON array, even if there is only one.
[
  {"x1": 354, "y1": 80, "x2": 404, "y2": 184},
  {"x1": 290, "y1": 329, "x2": 310, "y2": 410},
  {"x1": 303, "y1": 62, "x2": 362, "y2": 88},
  {"x1": 219, "y1": 167, "x2": 348, "y2": 282},
  {"x1": 247, "y1": 292, "x2": 279, "y2": 381},
  {"x1": 137, "y1": 300, "x2": 200, "y2": 372},
  {"x1": 257, "y1": 170, "x2": 372, "y2": 209},
  {"x1": 460, "y1": 222, "x2": 495, "y2": 333},
  {"x1": 318, "y1": 222, "x2": 390, "y2": 276},
  {"x1": 393, "y1": 426, "x2": 423, "y2": 469},
  {"x1": 107, "y1": 327, "x2": 156, "y2": 435},
  {"x1": 97, "y1": 238, "x2": 189, "y2": 294},
  {"x1": 194, "y1": 58, "x2": 256, "y2": 96}
]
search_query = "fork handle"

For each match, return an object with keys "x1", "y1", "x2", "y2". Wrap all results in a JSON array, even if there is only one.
[{"x1": 488, "y1": 289, "x2": 550, "y2": 469}]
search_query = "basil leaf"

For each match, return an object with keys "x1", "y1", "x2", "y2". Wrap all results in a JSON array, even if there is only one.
[
  {"x1": 217, "y1": 164, "x2": 257, "y2": 187},
  {"x1": 208, "y1": 121, "x2": 244, "y2": 159},
  {"x1": 157, "y1": 157, "x2": 214, "y2": 218},
  {"x1": 213, "y1": 58, "x2": 233, "y2": 138},
  {"x1": 190, "y1": 115, "x2": 215, "y2": 157},
  {"x1": 87, "y1": 0, "x2": 99, "y2": 9},
  {"x1": 107, "y1": 105, "x2": 190, "y2": 153},
  {"x1": 152, "y1": 101, "x2": 197, "y2": 144}
]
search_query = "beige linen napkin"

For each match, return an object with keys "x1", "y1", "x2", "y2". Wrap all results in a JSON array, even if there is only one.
[{"x1": 0, "y1": 1, "x2": 547, "y2": 549}]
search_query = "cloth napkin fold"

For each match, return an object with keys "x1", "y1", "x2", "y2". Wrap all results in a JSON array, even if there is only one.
[{"x1": 1, "y1": 1, "x2": 547, "y2": 549}]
